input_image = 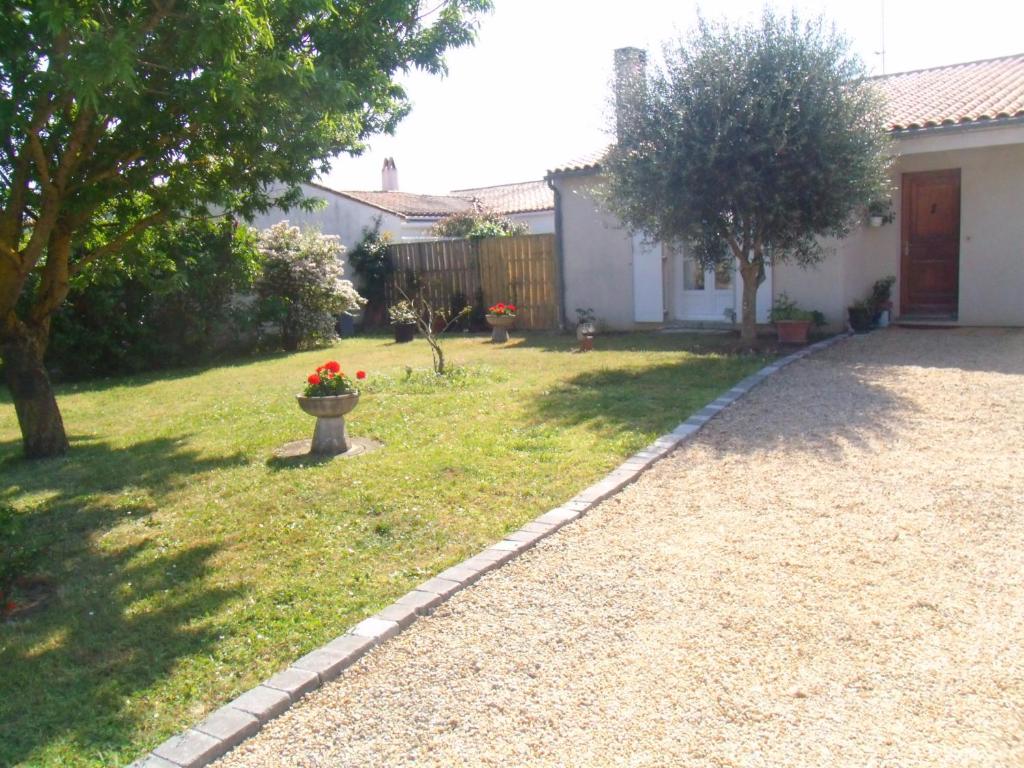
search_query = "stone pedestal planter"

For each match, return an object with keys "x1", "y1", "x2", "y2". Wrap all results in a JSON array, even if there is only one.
[
  {"x1": 486, "y1": 314, "x2": 515, "y2": 343},
  {"x1": 295, "y1": 392, "x2": 360, "y2": 455}
]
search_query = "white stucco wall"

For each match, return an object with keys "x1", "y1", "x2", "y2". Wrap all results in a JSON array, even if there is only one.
[
  {"x1": 248, "y1": 183, "x2": 409, "y2": 270},
  {"x1": 775, "y1": 133, "x2": 1024, "y2": 327},
  {"x1": 552, "y1": 173, "x2": 637, "y2": 330},
  {"x1": 510, "y1": 209, "x2": 556, "y2": 235}
]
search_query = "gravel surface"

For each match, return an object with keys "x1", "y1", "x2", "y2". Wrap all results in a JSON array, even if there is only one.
[{"x1": 216, "y1": 329, "x2": 1024, "y2": 768}]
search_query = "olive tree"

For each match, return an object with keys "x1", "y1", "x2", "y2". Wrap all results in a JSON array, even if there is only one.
[
  {"x1": 603, "y1": 10, "x2": 891, "y2": 343},
  {"x1": 0, "y1": 0, "x2": 490, "y2": 457}
]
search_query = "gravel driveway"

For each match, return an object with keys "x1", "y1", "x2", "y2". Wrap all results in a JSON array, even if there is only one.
[{"x1": 216, "y1": 328, "x2": 1024, "y2": 768}]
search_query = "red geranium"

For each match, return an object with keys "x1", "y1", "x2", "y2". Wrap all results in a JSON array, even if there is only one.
[
  {"x1": 303, "y1": 363, "x2": 363, "y2": 397},
  {"x1": 488, "y1": 302, "x2": 516, "y2": 317}
]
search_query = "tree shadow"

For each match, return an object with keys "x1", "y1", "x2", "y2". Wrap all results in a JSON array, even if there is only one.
[
  {"x1": 497, "y1": 330, "x2": 793, "y2": 356},
  {"x1": 862, "y1": 327, "x2": 1024, "y2": 375},
  {"x1": 0, "y1": 434, "x2": 247, "y2": 766},
  {"x1": 533, "y1": 352, "x2": 915, "y2": 461},
  {"x1": 699, "y1": 357, "x2": 918, "y2": 461},
  {"x1": 532, "y1": 357, "x2": 775, "y2": 438}
]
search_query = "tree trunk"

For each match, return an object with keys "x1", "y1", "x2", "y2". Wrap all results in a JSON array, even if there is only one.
[
  {"x1": 738, "y1": 262, "x2": 761, "y2": 345},
  {"x1": 2, "y1": 330, "x2": 69, "y2": 458}
]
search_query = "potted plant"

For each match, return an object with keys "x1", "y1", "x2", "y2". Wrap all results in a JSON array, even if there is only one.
[
  {"x1": 295, "y1": 361, "x2": 366, "y2": 455},
  {"x1": 867, "y1": 199, "x2": 893, "y2": 228},
  {"x1": 870, "y1": 275, "x2": 896, "y2": 326},
  {"x1": 486, "y1": 302, "x2": 516, "y2": 343},
  {"x1": 769, "y1": 293, "x2": 817, "y2": 344},
  {"x1": 388, "y1": 300, "x2": 418, "y2": 343},
  {"x1": 847, "y1": 300, "x2": 874, "y2": 333},
  {"x1": 575, "y1": 307, "x2": 596, "y2": 351}
]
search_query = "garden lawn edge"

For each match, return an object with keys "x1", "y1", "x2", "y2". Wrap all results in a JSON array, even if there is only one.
[{"x1": 127, "y1": 332, "x2": 852, "y2": 768}]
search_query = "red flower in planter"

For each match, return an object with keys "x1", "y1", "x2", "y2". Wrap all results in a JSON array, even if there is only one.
[
  {"x1": 324, "y1": 361, "x2": 341, "y2": 373},
  {"x1": 356, "y1": 370, "x2": 366, "y2": 380},
  {"x1": 308, "y1": 373, "x2": 321, "y2": 385}
]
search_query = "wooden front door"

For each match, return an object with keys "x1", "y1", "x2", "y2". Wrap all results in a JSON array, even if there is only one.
[{"x1": 901, "y1": 169, "x2": 961, "y2": 317}]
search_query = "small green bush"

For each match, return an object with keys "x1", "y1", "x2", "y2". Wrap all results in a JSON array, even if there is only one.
[{"x1": 47, "y1": 218, "x2": 262, "y2": 379}]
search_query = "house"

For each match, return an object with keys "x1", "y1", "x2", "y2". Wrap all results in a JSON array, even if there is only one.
[
  {"x1": 546, "y1": 51, "x2": 1024, "y2": 331},
  {"x1": 249, "y1": 160, "x2": 555, "y2": 261}
]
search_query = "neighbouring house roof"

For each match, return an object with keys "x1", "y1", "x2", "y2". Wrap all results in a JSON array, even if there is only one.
[
  {"x1": 874, "y1": 52, "x2": 1024, "y2": 132},
  {"x1": 307, "y1": 179, "x2": 553, "y2": 220},
  {"x1": 317, "y1": 187, "x2": 477, "y2": 219},
  {"x1": 547, "y1": 53, "x2": 1024, "y2": 176},
  {"x1": 450, "y1": 180, "x2": 554, "y2": 214}
]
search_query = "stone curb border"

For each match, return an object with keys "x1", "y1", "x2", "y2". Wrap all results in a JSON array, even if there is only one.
[{"x1": 128, "y1": 332, "x2": 851, "y2": 768}]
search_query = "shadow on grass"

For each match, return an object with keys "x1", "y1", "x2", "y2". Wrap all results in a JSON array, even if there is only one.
[
  {"x1": 494, "y1": 330, "x2": 796, "y2": 357},
  {"x1": 533, "y1": 357, "x2": 773, "y2": 437},
  {"x1": 0, "y1": 435, "x2": 246, "y2": 766},
  {"x1": 533, "y1": 352, "x2": 916, "y2": 460}
]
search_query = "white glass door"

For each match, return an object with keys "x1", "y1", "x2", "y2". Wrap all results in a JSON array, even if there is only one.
[{"x1": 677, "y1": 251, "x2": 735, "y2": 322}]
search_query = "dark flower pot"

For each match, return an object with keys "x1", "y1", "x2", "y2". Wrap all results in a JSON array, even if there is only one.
[
  {"x1": 393, "y1": 322, "x2": 416, "y2": 343},
  {"x1": 848, "y1": 307, "x2": 874, "y2": 333},
  {"x1": 774, "y1": 320, "x2": 811, "y2": 345},
  {"x1": 579, "y1": 335, "x2": 594, "y2": 352}
]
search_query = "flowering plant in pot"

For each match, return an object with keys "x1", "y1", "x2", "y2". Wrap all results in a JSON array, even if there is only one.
[
  {"x1": 769, "y1": 293, "x2": 818, "y2": 344},
  {"x1": 388, "y1": 300, "x2": 418, "y2": 343},
  {"x1": 485, "y1": 302, "x2": 516, "y2": 343},
  {"x1": 870, "y1": 275, "x2": 895, "y2": 325},
  {"x1": 296, "y1": 361, "x2": 366, "y2": 454},
  {"x1": 575, "y1": 306, "x2": 596, "y2": 351}
]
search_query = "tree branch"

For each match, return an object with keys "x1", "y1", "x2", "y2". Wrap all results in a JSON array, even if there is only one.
[{"x1": 70, "y1": 210, "x2": 168, "y2": 275}]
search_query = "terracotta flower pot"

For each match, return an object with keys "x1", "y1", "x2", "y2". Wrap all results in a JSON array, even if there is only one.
[
  {"x1": 295, "y1": 392, "x2": 359, "y2": 455},
  {"x1": 579, "y1": 335, "x2": 594, "y2": 352},
  {"x1": 486, "y1": 314, "x2": 515, "y2": 343},
  {"x1": 774, "y1": 319, "x2": 811, "y2": 344}
]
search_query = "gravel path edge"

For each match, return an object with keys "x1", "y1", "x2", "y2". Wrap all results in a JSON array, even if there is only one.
[{"x1": 126, "y1": 331, "x2": 853, "y2": 768}]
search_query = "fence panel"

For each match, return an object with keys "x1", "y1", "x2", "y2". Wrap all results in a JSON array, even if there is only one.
[{"x1": 386, "y1": 234, "x2": 559, "y2": 330}]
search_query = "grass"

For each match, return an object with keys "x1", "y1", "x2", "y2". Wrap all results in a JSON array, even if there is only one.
[{"x1": 0, "y1": 332, "x2": 771, "y2": 767}]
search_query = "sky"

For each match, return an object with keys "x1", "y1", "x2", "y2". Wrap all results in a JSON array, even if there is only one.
[{"x1": 321, "y1": 0, "x2": 1024, "y2": 195}]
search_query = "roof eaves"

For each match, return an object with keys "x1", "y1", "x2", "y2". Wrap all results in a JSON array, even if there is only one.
[{"x1": 889, "y1": 111, "x2": 1024, "y2": 135}]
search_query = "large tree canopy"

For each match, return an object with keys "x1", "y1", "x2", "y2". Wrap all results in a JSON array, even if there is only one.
[
  {"x1": 603, "y1": 10, "x2": 891, "y2": 343},
  {"x1": 0, "y1": 0, "x2": 490, "y2": 457}
]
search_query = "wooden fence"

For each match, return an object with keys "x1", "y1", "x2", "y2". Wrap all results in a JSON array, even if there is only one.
[{"x1": 385, "y1": 234, "x2": 560, "y2": 330}]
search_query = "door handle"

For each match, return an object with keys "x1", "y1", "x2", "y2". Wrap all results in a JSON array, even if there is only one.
[{"x1": 903, "y1": 241, "x2": 909, "y2": 257}]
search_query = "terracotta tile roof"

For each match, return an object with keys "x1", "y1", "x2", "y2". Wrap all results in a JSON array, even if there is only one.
[
  {"x1": 548, "y1": 54, "x2": 1024, "y2": 175},
  {"x1": 547, "y1": 148, "x2": 608, "y2": 175},
  {"x1": 874, "y1": 53, "x2": 1024, "y2": 131},
  {"x1": 450, "y1": 180, "x2": 554, "y2": 214},
  {"x1": 326, "y1": 188, "x2": 476, "y2": 218}
]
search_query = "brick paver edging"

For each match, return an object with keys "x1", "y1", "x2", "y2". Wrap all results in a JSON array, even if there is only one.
[{"x1": 128, "y1": 332, "x2": 852, "y2": 768}]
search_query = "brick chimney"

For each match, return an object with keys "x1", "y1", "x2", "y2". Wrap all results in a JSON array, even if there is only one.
[
  {"x1": 614, "y1": 47, "x2": 647, "y2": 142},
  {"x1": 381, "y1": 157, "x2": 399, "y2": 191}
]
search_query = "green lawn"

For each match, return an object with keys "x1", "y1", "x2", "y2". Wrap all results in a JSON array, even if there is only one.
[{"x1": 0, "y1": 332, "x2": 770, "y2": 767}]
